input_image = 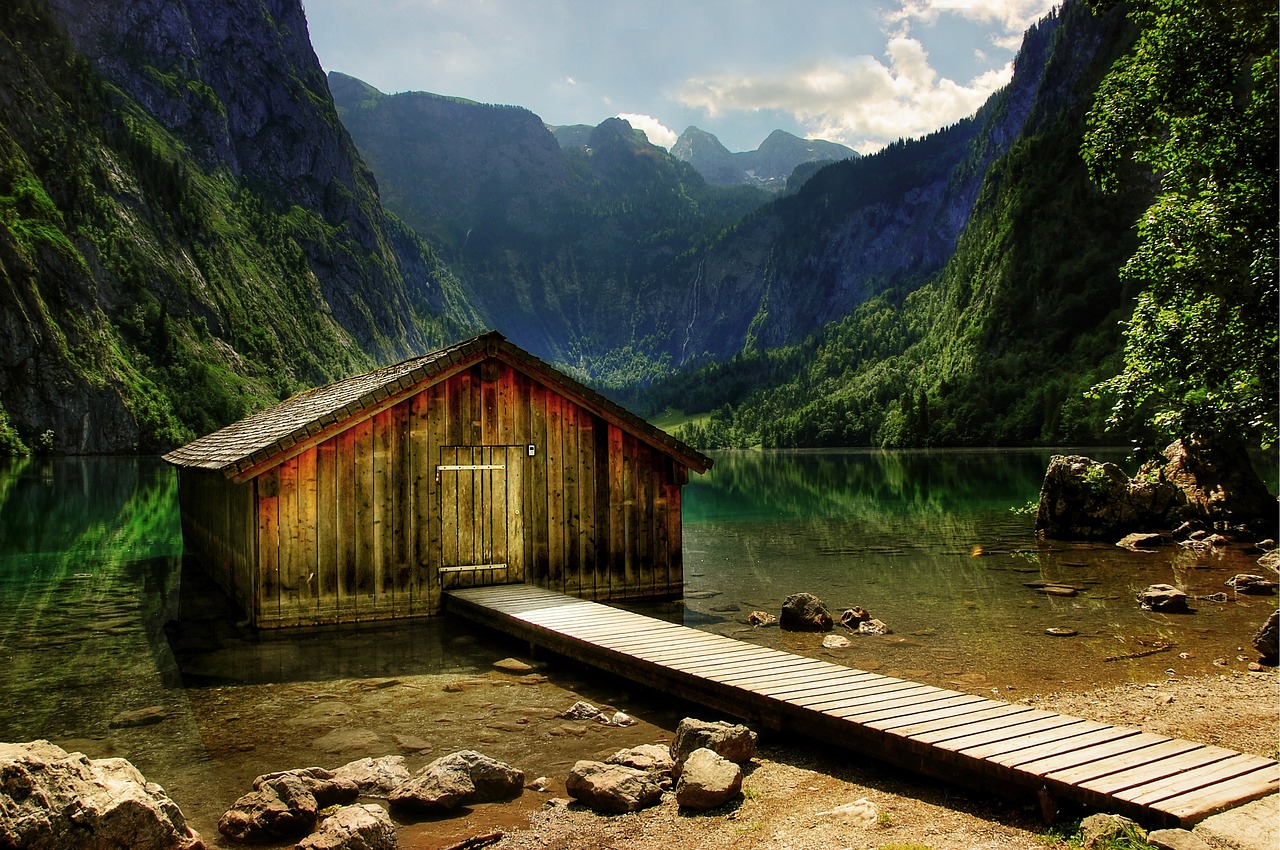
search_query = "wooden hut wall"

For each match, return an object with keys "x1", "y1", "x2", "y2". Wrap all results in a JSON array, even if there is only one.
[
  {"x1": 250, "y1": 358, "x2": 685, "y2": 627},
  {"x1": 176, "y1": 468, "x2": 256, "y2": 618}
]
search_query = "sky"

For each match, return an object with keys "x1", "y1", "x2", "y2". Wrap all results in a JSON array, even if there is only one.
[{"x1": 301, "y1": 0, "x2": 1060, "y2": 155}]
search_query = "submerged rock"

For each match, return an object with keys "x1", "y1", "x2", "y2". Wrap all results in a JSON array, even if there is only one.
[
  {"x1": 1226, "y1": 574, "x2": 1278, "y2": 595},
  {"x1": 780, "y1": 592, "x2": 833, "y2": 631},
  {"x1": 0, "y1": 741, "x2": 203, "y2": 850},
  {"x1": 1139, "y1": 584, "x2": 1191, "y2": 614}
]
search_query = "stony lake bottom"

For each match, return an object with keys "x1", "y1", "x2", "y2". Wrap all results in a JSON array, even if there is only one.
[{"x1": 0, "y1": 450, "x2": 1275, "y2": 845}]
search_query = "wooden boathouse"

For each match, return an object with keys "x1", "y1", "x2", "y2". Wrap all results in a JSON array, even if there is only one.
[{"x1": 163, "y1": 331, "x2": 712, "y2": 628}]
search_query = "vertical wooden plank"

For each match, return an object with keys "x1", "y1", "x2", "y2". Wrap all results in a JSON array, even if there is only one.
[
  {"x1": 453, "y1": 373, "x2": 468, "y2": 448},
  {"x1": 372, "y1": 409, "x2": 394, "y2": 615},
  {"x1": 457, "y1": 368, "x2": 474, "y2": 447},
  {"x1": 546, "y1": 393, "x2": 564, "y2": 593},
  {"x1": 490, "y1": 445, "x2": 508, "y2": 584},
  {"x1": 593, "y1": 422, "x2": 610, "y2": 600},
  {"x1": 635, "y1": 444, "x2": 654, "y2": 596},
  {"x1": 562, "y1": 402, "x2": 581, "y2": 598},
  {"x1": 482, "y1": 364, "x2": 499, "y2": 445},
  {"x1": 409, "y1": 391, "x2": 430, "y2": 615},
  {"x1": 530, "y1": 385, "x2": 549, "y2": 587},
  {"x1": 277, "y1": 457, "x2": 302, "y2": 624},
  {"x1": 441, "y1": 445, "x2": 459, "y2": 580},
  {"x1": 337, "y1": 426, "x2": 358, "y2": 621},
  {"x1": 464, "y1": 446, "x2": 479, "y2": 586},
  {"x1": 622, "y1": 435, "x2": 638, "y2": 596},
  {"x1": 515, "y1": 372, "x2": 536, "y2": 583},
  {"x1": 353, "y1": 417, "x2": 376, "y2": 613},
  {"x1": 607, "y1": 423, "x2": 625, "y2": 599},
  {"x1": 391, "y1": 400, "x2": 411, "y2": 616},
  {"x1": 297, "y1": 447, "x2": 318, "y2": 621},
  {"x1": 667, "y1": 479, "x2": 683, "y2": 594},
  {"x1": 425, "y1": 383, "x2": 447, "y2": 613},
  {"x1": 316, "y1": 439, "x2": 338, "y2": 621},
  {"x1": 506, "y1": 444, "x2": 526, "y2": 583},
  {"x1": 579, "y1": 414, "x2": 598, "y2": 600},
  {"x1": 257, "y1": 470, "x2": 280, "y2": 626},
  {"x1": 498, "y1": 364, "x2": 516, "y2": 445},
  {"x1": 468, "y1": 366, "x2": 483, "y2": 446}
]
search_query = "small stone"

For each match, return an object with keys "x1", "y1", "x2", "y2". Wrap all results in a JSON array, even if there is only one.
[
  {"x1": 1147, "y1": 828, "x2": 1215, "y2": 850},
  {"x1": 1139, "y1": 584, "x2": 1190, "y2": 613},
  {"x1": 747, "y1": 611, "x2": 777, "y2": 627},
  {"x1": 1080, "y1": 813, "x2": 1146, "y2": 849},
  {"x1": 1118, "y1": 532, "x2": 1163, "y2": 551},
  {"x1": 558, "y1": 701, "x2": 600, "y2": 720},
  {"x1": 1045, "y1": 627, "x2": 1078, "y2": 637},
  {"x1": 816, "y1": 798, "x2": 879, "y2": 828},
  {"x1": 858, "y1": 618, "x2": 892, "y2": 635},
  {"x1": 108, "y1": 706, "x2": 167, "y2": 728},
  {"x1": 493, "y1": 657, "x2": 536, "y2": 673},
  {"x1": 822, "y1": 634, "x2": 851, "y2": 648}
]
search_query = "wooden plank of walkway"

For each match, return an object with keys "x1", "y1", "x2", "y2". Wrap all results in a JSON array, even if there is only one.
[{"x1": 445, "y1": 584, "x2": 1279, "y2": 827}]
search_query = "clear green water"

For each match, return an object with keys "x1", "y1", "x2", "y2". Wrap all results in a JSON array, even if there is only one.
[{"x1": 0, "y1": 451, "x2": 1274, "y2": 844}]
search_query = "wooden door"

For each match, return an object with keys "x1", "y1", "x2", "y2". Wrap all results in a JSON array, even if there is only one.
[{"x1": 438, "y1": 446, "x2": 524, "y2": 588}]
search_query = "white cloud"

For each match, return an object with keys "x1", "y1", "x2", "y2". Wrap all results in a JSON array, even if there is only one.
[
  {"x1": 678, "y1": 36, "x2": 1008, "y2": 154},
  {"x1": 884, "y1": 0, "x2": 1055, "y2": 33},
  {"x1": 616, "y1": 113, "x2": 678, "y2": 149}
]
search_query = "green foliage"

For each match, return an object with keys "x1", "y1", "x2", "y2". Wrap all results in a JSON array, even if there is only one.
[
  {"x1": 0, "y1": 0, "x2": 477, "y2": 454},
  {"x1": 1083, "y1": 0, "x2": 1279, "y2": 451},
  {"x1": 640, "y1": 2, "x2": 1143, "y2": 451}
]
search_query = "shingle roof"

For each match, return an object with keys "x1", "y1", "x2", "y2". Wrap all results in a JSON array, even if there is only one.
[{"x1": 162, "y1": 330, "x2": 712, "y2": 479}]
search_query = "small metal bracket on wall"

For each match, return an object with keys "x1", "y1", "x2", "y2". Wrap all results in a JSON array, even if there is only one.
[{"x1": 527, "y1": 444, "x2": 536, "y2": 457}]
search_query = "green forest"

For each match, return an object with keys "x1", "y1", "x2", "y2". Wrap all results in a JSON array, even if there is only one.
[{"x1": 649, "y1": 0, "x2": 1277, "y2": 460}]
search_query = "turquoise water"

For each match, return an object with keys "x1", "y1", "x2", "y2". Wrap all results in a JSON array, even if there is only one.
[{"x1": 0, "y1": 451, "x2": 1274, "y2": 843}]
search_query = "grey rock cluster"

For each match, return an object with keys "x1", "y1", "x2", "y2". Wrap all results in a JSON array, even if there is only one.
[
  {"x1": 565, "y1": 716, "x2": 757, "y2": 815},
  {"x1": 0, "y1": 741, "x2": 204, "y2": 850}
]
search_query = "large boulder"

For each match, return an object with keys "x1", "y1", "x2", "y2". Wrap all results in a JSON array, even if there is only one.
[
  {"x1": 388, "y1": 751, "x2": 522, "y2": 814},
  {"x1": 333, "y1": 756, "x2": 411, "y2": 798},
  {"x1": 1139, "y1": 584, "x2": 1191, "y2": 614},
  {"x1": 296, "y1": 804, "x2": 397, "y2": 850},
  {"x1": 674, "y1": 748, "x2": 742, "y2": 811},
  {"x1": 605, "y1": 744, "x2": 676, "y2": 784},
  {"x1": 779, "y1": 593, "x2": 833, "y2": 631},
  {"x1": 219, "y1": 772, "x2": 322, "y2": 842},
  {"x1": 253, "y1": 767, "x2": 358, "y2": 808},
  {"x1": 0, "y1": 740, "x2": 204, "y2": 850},
  {"x1": 564, "y1": 761, "x2": 663, "y2": 814},
  {"x1": 1035, "y1": 455, "x2": 1186, "y2": 540},
  {"x1": 1036, "y1": 440, "x2": 1278, "y2": 541},
  {"x1": 670, "y1": 718, "x2": 758, "y2": 767},
  {"x1": 1252, "y1": 609, "x2": 1279, "y2": 663}
]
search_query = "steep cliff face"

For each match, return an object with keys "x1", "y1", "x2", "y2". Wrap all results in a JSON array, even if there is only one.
[{"x1": 0, "y1": 0, "x2": 476, "y2": 453}]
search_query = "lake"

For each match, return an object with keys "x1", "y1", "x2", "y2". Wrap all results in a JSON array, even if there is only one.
[{"x1": 0, "y1": 450, "x2": 1274, "y2": 843}]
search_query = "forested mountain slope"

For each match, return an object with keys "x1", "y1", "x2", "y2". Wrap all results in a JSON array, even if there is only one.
[
  {"x1": 329, "y1": 79, "x2": 770, "y2": 371},
  {"x1": 0, "y1": 0, "x2": 476, "y2": 454},
  {"x1": 646, "y1": 0, "x2": 1148, "y2": 448}
]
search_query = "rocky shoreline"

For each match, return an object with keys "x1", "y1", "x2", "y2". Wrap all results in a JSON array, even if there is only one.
[{"x1": 4, "y1": 667, "x2": 1276, "y2": 850}]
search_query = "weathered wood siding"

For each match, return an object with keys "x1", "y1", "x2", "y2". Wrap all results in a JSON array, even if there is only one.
[
  {"x1": 176, "y1": 468, "x2": 256, "y2": 616},
  {"x1": 215, "y1": 358, "x2": 684, "y2": 627}
]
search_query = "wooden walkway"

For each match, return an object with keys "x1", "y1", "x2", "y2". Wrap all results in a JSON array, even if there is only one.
[{"x1": 445, "y1": 584, "x2": 1278, "y2": 828}]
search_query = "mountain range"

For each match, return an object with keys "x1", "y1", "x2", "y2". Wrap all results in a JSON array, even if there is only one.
[{"x1": 0, "y1": 0, "x2": 1147, "y2": 453}]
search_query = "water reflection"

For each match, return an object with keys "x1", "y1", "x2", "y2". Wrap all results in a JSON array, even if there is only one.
[
  {"x1": 0, "y1": 452, "x2": 1274, "y2": 843},
  {"x1": 666, "y1": 448, "x2": 1278, "y2": 694}
]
